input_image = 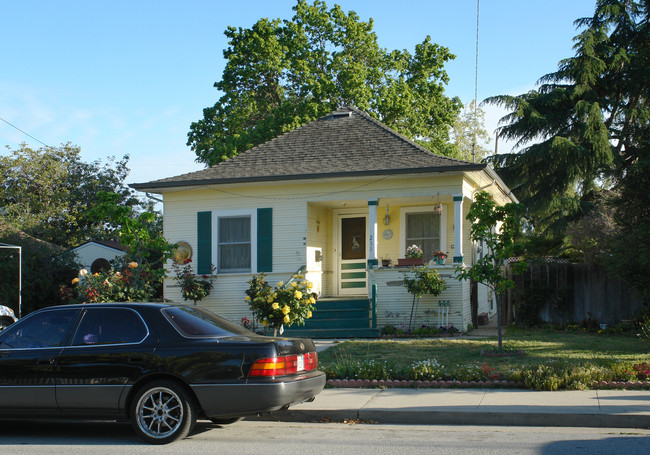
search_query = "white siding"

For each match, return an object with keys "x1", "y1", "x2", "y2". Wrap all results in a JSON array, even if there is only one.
[
  {"x1": 158, "y1": 172, "x2": 509, "y2": 327},
  {"x1": 374, "y1": 267, "x2": 469, "y2": 330}
]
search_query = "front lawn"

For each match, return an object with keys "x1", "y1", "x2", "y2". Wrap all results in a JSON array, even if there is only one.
[{"x1": 318, "y1": 328, "x2": 650, "y2": 390}]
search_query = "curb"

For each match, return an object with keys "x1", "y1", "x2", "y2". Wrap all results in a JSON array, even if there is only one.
[{"x1": 248, "y1": 408, "x2": 650, "y2": 429}]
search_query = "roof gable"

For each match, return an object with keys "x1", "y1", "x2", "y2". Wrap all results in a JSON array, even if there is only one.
[{"x1": 132, "y1": 106, "x2": 485, "y2": 190}]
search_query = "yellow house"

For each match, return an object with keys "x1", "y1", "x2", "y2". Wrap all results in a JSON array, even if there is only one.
[{"x1": 132, "y1": 106, "x2": 516, "y2": 337}]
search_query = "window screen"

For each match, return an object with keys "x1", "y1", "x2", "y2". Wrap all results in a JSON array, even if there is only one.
[
  {"x1": 218, "y1": 216, "x2": 251, "y2": 272},
  {"x1": 406, "y1": 212, "x2": 441, "y2": 261}
]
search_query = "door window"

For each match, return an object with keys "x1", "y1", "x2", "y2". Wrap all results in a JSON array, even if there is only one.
[
  {"x1": 71, "y1": 308, "x2": 148, "y2": 346},
  {"x1": 341, "y1": 217, "x2": 366, "y2": 260},
  {"x1": 0, "y1": 309, "x2": 79, "y2": 349}
]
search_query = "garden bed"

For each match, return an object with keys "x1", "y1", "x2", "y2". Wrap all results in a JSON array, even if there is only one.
[{"x1": 318, "y1": 330, "x2": 650, "y2": 391}]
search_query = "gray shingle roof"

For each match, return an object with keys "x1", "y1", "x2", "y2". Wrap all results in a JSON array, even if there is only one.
[{"x1": 131, "y1": 106, "x2": 485, "y2": 190}]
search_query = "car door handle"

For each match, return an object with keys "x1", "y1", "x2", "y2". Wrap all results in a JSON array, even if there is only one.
[{"x1": 128, "y1": 355, "x2": 146, "y2": 364}]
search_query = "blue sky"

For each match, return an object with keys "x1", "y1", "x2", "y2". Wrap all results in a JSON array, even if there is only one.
[{"x1": 1, "y1": 0, "x2": 597, "y2": 186}]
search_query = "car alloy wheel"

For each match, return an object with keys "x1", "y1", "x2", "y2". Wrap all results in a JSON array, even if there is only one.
[{"x1": 131, "y1": 380, "x2": 196, "y2": 444}]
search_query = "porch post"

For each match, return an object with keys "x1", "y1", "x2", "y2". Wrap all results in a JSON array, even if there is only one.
[
  {"x1": 453, "y1": 195, "x2": 464, "y2": 264},
  {"x1": 367, "y1": 198, "x2": 378, "y2": 268},
  {"x1": 367, "y1": 199, "x2": 378, "y2": 314}
]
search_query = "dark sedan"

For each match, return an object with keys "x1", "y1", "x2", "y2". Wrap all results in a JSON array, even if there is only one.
[{"x1": 0, "y1": 302, "x2": 325, "y2": 444}]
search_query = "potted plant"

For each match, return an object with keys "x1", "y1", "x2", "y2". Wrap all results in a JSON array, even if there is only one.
[
  {"x1": 398, "y1": 244, "x2": 425, "y2": 267},
  {"x1": 432, "y1": 251, "x2": 447, "y2": 265}
]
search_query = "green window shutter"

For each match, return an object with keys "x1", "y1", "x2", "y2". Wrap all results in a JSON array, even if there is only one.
[
  {"x1": 197, "y1": 211, "x2": 212, "y2": 275},
  {"x1": 257, "y1": 208, "x2": 272, "y2": 273}
]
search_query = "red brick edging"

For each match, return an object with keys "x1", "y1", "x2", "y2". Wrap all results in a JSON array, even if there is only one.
[{"x1": 326, "y1": 379, "x2": 650, "y2": 390}]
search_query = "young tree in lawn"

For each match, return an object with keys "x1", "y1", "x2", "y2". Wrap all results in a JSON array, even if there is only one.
[{"x1": 455, "y1": 192, "x2": 527, "y2": 349}]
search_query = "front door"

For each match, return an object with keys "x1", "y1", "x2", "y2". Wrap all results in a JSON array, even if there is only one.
[{"x1": 337, "y1": 215, "x2": 368, "y2": 295}]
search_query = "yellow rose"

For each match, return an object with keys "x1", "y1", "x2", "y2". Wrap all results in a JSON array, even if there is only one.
[
  {"x1": 294, "y1": 290, "x2": 303, "y2": 299},
  {"x1": 79, "y1": 269, "x2": 88, "y2": 276},
  {"x1": 267, "y1": 296, "x2": 274, "y2": 303},
  {"x1": 277, "y1": 281, "x2": 284, "y2": 287},
  {"x1": 282, "y1": 305, "x2": 290, "y2": 315},
  {"x1": 308, "y1": 296, "x2": 316, "y2": 304},
  {"x1": 291, "y1": 282, "x2": 298, "y2": 287},
  {"x1": 307, "y1": 311, "x2": 312, "y2": 318},
  {"x1": 71, "y1": 277, "x2": 79, "y2": 285},
  {"x1": 298, "y1": 274, "x2": 304, "y2": 279},
  {"x1": 271, "y1": 302, "x2": 280, "y2": 310},
  {"x1": 128, "y1": 262, "x2": 138, "y2": 268},
  {"x1": 283, "y1": 315, "x2": 290, "y2": 323},
  {"x1": 262, "y1": 320, "x2": 268, "y2": 327},
  {"x1": 245, "y1": 296, "x2": 251, "y2": 301}
]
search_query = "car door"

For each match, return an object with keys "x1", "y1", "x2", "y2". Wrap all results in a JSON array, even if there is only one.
[
  {"x1": 55, "y1": 307, "x2": 157, "y2": 412},
  {"x1": 0, "y1": 308, "x2": 80, "y2": 412}
]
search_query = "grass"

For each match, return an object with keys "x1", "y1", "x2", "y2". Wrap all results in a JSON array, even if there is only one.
[{"x1": 318, "y1": 328, "x2": 650, "y2": 389}]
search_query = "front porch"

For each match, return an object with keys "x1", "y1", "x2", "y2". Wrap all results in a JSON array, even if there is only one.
[{"x1": 291, "y1": 264, "x2": 478, "y2": 339}]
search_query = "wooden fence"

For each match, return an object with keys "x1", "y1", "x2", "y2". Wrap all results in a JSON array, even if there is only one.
[{"x1": 504, "y1": 261, "x2": 646, "y2": 327}]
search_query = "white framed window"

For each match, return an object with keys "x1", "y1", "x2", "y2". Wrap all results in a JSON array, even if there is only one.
[
  {"x1": 212, "y1": 209, "x2": 258, "y2": 273},
  {"x1": 399, "y1": 205, "x2": 447, "y2": 262}
]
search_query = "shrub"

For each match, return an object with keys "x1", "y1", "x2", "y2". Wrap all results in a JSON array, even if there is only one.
[
  {"x1": 410, "y1": 359, "x2": 445, "y2": 380},
  {"x1": 245, "y1": 272, "x2": 316, "y2": 335},
  {"x1": 171, "y1": 259, "x2": 215, "y2": 303}
]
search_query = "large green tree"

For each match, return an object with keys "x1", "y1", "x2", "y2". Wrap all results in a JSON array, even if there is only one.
[
  {"x1": 0, "y1": 143, "x2": 138, "y2": 247},
  {"x1": 447, "y1": 101, "x2": 491, "y2": 162},
  {"x1": 485, "y1": 0, "x2": 649, "y2": 247},
  {"x1": 188, "y1": 0, "x2": 462, "y2": 166}
]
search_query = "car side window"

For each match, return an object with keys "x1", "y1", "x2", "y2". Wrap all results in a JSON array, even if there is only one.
[
  {"x1": 0, "y1": 309, "x2": 79, "y2": 349},
  {"x1": 71, "y1": 308, "x2": 148, "y2": 346}
]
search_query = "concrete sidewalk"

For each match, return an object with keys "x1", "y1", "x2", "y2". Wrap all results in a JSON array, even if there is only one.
[{"x1": 250, "y1": 388, "x2": 650, "y2": 429}]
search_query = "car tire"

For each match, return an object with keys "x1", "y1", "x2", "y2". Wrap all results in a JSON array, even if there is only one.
[
  {"x1": 209, "y1": 417, "x2": 243, "y2": 425},
  {"x1": 130, "y1": 380, "x2": 197, "y2": 444}
]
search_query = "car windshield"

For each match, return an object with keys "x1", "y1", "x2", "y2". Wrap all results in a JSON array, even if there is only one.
[{"x1": 162, "y1": 306, "x2": 253, "y2": 338}]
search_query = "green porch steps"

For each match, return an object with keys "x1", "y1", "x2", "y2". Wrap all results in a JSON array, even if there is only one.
[{"x1": 282, "y1": 298, "x2": 378, "y2": 339}]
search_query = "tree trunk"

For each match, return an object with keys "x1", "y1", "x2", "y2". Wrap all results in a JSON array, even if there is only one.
[{"x1": 495, "y1": 293, "x2": 503, "y2": 350}]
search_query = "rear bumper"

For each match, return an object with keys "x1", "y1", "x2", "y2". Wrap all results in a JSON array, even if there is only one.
[{"x1": 191, "y1": 371, "x2": 326, "y2": 418}]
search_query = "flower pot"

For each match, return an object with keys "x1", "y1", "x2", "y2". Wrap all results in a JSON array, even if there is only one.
[
  {"x1": 436, "y1": 258, "x2": 444, "y2": 265},
  {"x1": 397, "y1": 258, "x2": 425, "y2": 267}
]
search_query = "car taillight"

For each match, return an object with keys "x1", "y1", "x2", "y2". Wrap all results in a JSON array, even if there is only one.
[
  {"x1": 304, "y1": 352, "x2": 318, "y2": 370},
  {"x1": 249, "y1": 352, "x2": 318, "y2": 377}
]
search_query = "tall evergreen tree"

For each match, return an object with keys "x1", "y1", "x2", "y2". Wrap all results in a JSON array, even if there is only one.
[
  {"x1": 188, "y1": 0, "x2": 461, "y2": 166},
  {"x1": 485, "y1": 0, "x2": 649, "y2": 247}
]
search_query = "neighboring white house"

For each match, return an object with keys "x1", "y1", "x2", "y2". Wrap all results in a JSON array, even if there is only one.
[
  {"x1": 132, "y1": 106, "x2": 517, "y2": 337},
  {"x1": 70, "y1": 241, "x2": 125, "y2": 274}
]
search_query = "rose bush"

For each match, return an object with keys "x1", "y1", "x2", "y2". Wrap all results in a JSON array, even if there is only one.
[
  {"x1": 70, "y1": 258, "x2": 158, "y2": 303},
  {"x1": 245, "y1": 272, "x2": 317, "y2": 336}
]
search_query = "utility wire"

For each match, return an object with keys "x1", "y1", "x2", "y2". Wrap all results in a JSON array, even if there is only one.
[
  {"x1": 472, "y1": 0, "x2": 480, "y2": 162},
  {"x1": 0, "y1": 116, "x2": 50, "y2": 147}
]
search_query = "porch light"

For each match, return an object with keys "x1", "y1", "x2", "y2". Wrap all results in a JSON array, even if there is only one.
[
  {"x1": 432, "y1": 194, "x2": 443, "y2": 215},
  {"x1": 384, "y1": 205, "x2": 391, "y2": 225}
]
